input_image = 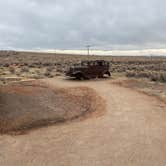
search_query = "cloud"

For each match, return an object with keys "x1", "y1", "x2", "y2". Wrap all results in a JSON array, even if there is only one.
[{"x1": 0, "y1": 0, "x2": 166, "y2": 52}]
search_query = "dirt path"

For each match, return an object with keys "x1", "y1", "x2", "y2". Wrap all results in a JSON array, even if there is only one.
[{"x1": 0, "y1": 78, "x2": 166, "y2": 166}]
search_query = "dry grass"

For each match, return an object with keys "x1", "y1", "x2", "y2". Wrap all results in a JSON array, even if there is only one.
[
  {"x1": 126, "y1": 71, "x2": 166, "y2": 82},
  {"x1": 112, "y1": 78, "x2": 166, "y2": 103},
  {"x1": 0, "y1": 51, "x2": 166, "y2": 84}
]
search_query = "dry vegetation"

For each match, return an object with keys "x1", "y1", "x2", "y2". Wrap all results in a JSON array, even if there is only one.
[
  {"x1": 0, "y1": 51, "x2": 166, "y2": 85},
  {"x1": 0, "y1": 50, "x2": 166, "y2": 102},
  {"x1": 0, "y1": 80, "x2": 104, "y2": 134},
  {"x1": 112, "y1": 78, "x2": 166, "y2": 102}
]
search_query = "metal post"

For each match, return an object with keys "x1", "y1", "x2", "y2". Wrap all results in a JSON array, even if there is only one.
[{"x1": 86, "y1": 45, "x2": 91, "y2": 55}]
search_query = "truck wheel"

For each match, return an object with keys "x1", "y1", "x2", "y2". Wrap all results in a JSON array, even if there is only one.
[
  {"x1": 98, "y1": 74, "x2": 104, "y2": 78},
  {"x1": 75, "y1": 73, "x2": 85, "y2": 80},
  {"x1": 104, "y1": 71, "x2": 111, "y2": 77}
]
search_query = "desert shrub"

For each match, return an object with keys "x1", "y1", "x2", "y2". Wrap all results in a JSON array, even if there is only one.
[
  {"x1": 148, "y1": 72, "x2": 165, "y2": 82},
  {"x1": 136, "y1": 71, "x2": 150, "y2": 78},
  {"x1": 46, "y1": 66, "x2": 55, "y2": 72},
  {"x1": 16, "y1": 72, "x2": 21, "y2": 76},
  {"x1": 150, "y1": 72, "x2": 160, "y2": 82},
  {"x1": 24, "y1": 63, "x2": 28, "y2": 66},
  {"x1": 44, "y1": 71, "x2": 53, "y2": 78},
  {"x1": 37, "y1": 64, "x2": 42, "y2": 68},
  {"x1": 35, "y1": 69, "x2": 41, "y2": 75},
  {"x1": 43, "y1": 62, "x2": 53, "y2": 66},
  {"x1": 116, "y1": 67, "x2": 127, "y2": 72},
  {"x1": 56, "y1": 65, "x2": 63, "y2": 72},
  {"x1": 9, "y1": 66, "x2": 15, "y2": 74},
  {"x1": 28, "y1": 63, "x2": 36, "y2": 68},
  {"x1": 126, "y1": 71, "x2": 137, "y2": 77},
  {"x1": 158, "y1": 73, "x2": 166, "y2": 82},
  {"x1": 21, "y1": 66, "x2": 29, "y2": 72},
  {"x1": 126, "y1": 70, "x2": 166, "y2": 83},
  {"x1": 3, "y1": 63, "x2": 9, "y2": 67},
  {"x1": 1, "y1": 72, "x2": 6, "y2": 75},
  {"x1": 55, "y1": 72, "x2": 61, "y2": 76}
]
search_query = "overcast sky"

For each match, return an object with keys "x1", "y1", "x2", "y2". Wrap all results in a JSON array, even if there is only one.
[{"x1": 0, "y1": 0, "x2": 166, "y2": 52}]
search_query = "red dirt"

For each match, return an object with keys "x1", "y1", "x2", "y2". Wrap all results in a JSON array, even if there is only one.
[{"x1": 0, "y1": 80, "x2": 105, "y2": 134}]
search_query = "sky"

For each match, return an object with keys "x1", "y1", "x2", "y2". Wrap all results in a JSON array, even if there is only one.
[{"x1": 0, "y1": 0, "x2": 166, "y2": 55}]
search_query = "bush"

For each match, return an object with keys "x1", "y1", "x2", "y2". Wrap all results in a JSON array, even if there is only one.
[
  {"x1": 9, "y1": 66, "x2": 15, "y2": 74},
  {"x1": 3, "y1": 63, "x2": 9, "y2": 67},
  {"x1": 46, "y1": 66, "x2": 55, "y2": 72},
  {"x1": 158, "y1": 73, "x2": 166, "y2": 82},
  {"x1": 137, "y1": 71, "x2": 150, "y2": 78},
  {"x1": 21, "y1": 66, "x2": 29, "y2": 72},
  {"x1": 150, "y1": 73, "x2": 160, "y2": 82},
  {"x1": 126, "y1": 70, "x2": 166, "y2": 83},
  {"x1": 126, "y1": 71, "x2": 137, "y2": 77},
  {"x1": 44, "y1": 71, "x2": 53, "y2": 78}
]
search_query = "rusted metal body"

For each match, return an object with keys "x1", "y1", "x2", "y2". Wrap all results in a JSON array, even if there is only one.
[{"x1": 65, "y1": 60, "x2": 111, "y2": 79}]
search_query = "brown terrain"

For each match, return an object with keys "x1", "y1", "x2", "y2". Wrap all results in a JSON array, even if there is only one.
[
  {"x1": 0, "y1": 77, "x2": 166, "y2": 166},
  {"x1": 0, "y1": 51, "x2": 166, "y2": 166},
  {"x1": 0, "y1": 80, "x2": 104, "y2": 134}
]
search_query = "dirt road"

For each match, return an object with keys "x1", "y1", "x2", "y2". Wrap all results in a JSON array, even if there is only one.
[{"x1": 0, "y1": 78, "x2": 166, "y2": 166}]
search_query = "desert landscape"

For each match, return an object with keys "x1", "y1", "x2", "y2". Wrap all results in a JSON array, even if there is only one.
[
  {"x1": 0, "y1": 51, "x2": 166, "y2": 165},
  {"x1": 1, "y1": 50, "x2": 166, "y2": 99},
  {"x1": 1, "y1": 0, "x2": 166, "y2": 165}
]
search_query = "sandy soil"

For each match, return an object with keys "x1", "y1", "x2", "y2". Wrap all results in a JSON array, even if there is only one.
[
  {"x1": 0, "y1": 80, "x2": 103, "y2": 134},
  {"x1": 0, "y1": 77, "x2": 166, "y2": 166}
]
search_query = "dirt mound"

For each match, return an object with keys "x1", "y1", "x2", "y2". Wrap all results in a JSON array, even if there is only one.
[{"x1": 0, "y1": 80, "x2": 104, "y2": 134}]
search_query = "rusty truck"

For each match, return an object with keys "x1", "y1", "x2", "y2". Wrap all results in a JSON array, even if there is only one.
[{"x1": 65, "y1": 60, "x2": 111, "y2": 80}]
